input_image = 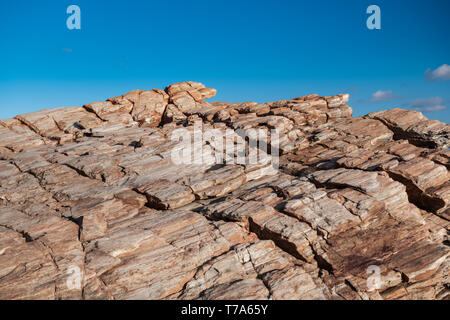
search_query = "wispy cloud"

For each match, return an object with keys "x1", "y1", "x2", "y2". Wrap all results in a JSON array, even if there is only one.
[
  {"x1": 370, "y1": 90, "x2": 397, "y2": 102},
  {"x1": 414, "y1": 105, "x2": 447, "y2": 112},
  {"x1": 424, "y1": 64, "x2": 450, "y2": 82},
  {"x1": 61, "y1": 48, "x2": 73, "y2": 53},
  {"x1": 404, "y1": 96, "x2": 447, "y2": 113}
]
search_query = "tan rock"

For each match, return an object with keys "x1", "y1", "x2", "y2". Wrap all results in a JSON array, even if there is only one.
[
  {"x1": 0, "y1": 82, "x2": 448, "y2": 300},
  {"x1": 108, "y1": 89, "x2": 169, "y2": 127}
]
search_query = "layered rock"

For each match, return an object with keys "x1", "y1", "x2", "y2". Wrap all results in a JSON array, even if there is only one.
[{"x1": 0, "y1": 81, "x2": 448, "y2": 300}]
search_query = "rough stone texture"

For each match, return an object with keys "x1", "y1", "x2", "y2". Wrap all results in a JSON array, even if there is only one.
[{"x1": 0, "y1": 81, "x2": 448, "y2": 300}]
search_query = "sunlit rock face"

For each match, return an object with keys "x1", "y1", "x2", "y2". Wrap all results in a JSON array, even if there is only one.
[{"x1": 0, "y1": 81, "x2": 448, "y2": 300}]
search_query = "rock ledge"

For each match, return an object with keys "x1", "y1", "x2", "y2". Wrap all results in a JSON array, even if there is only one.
[{"x1": 0, "y1": 81, "x2": 449, "y2": 300}]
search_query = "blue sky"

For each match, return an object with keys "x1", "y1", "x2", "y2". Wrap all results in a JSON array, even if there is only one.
[{"x1": 1, "y1": 0, "x2": 449, "y2": 122}]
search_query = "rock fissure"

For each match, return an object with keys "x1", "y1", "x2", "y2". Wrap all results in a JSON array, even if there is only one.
[{"x1": 0, "y1": 81, "x2": 448, "y2": 300}]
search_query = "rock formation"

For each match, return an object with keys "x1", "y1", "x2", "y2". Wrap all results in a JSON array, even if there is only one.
[{"x1": 0, "y1": 81, "x2": 448, "y2": 300}]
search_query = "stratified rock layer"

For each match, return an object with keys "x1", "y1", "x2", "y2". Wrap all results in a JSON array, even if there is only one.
[{"x1": 0, "y1": 82, "x2": 449, "y2": 300}]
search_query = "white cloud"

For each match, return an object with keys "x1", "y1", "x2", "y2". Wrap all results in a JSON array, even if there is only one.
[
  {"x1": 414, "y1": 105, "x2": 447, "y2": 112},
  {"x1": 370, "y1": 90, "x2": 397, "y2": 102},
  {"x1": 405, "y1": 96, "x2": 447, "y2": 113},
  {"x1": 408, "y1": 97, "x2": 443, "y2": 108},
  {"x1": 424, "y1": 64, "x2": 450, "y2": 82}
]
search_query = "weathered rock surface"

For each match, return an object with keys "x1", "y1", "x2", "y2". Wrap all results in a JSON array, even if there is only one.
[{"x1": 0, "y1": 81, "x2": 448, "y2": 300}]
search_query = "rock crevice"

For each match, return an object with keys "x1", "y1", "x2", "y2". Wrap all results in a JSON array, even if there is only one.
[{"x1": 0, "y1": 81, "x2": 449, "y2": 300}]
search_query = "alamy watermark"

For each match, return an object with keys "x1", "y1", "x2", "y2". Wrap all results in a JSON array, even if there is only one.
[
  {"x1": 366, "y1": 265, "x2": 382, "y2": 291},
  {"x1": 366, "y1": 5, "x2": 381, "y2": 30},
  {"x1": 170, "y1": 121, "x2": 280, "y2": 169},
  {"x1": 66, "y1": 5, "x2": 81, "y2": 30},
  {"x1": 66, "y1": 265, "x2": 83, "y2": 290},
  {"x1": 65, "y1": 5, "x2": 380, "y2": 31}
]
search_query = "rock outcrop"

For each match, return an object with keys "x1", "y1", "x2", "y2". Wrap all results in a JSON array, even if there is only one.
[{"x1": 0, "y1": 81, "x2": 448, "y2": 300}]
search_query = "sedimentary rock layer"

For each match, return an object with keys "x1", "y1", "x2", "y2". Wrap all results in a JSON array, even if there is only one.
[{"x1": 0, "y1": 81, "x2": 448, "y2": 300}]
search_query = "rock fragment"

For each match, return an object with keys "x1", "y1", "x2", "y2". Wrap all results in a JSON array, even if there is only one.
[{"x1": 0, "y1": 82, "x2": 448, "y2": 300}]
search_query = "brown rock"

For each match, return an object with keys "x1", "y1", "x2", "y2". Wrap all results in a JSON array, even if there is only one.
[
  {"x1": 0, "y1": 82, "x2": 448, "y2": 300},
  {"x1": 165, "y1": 81, "x2": 217, "y2": 114},
  {"x1": 108, "y1": 89, "x2": 169, "y2": 127}
]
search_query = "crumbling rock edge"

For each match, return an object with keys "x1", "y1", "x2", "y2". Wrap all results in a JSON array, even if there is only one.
[{"x1": 0, "y1": 81, "x2": 449, "y2": 300}]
